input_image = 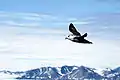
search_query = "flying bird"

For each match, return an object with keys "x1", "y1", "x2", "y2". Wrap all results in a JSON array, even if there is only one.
[{"x1": 65, "y1": 23, "x2": 93, "y2": 44}]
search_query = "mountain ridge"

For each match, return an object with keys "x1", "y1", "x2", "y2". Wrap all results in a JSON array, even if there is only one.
[{"x1": 0, "y1": 65, "x2": 120, "y2": 80}]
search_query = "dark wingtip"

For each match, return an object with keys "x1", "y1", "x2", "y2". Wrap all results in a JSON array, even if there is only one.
[
  {"x1": 69, "y1": 23, "x2": 74, "y2": 26},
  {"x1": 90, "y1": 42, "x2": 93, "y2": 44}
]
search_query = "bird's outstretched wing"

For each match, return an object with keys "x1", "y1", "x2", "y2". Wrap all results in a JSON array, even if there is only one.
[{"x1": 69, "y1": 23, "x2": 81, "y2": 36}]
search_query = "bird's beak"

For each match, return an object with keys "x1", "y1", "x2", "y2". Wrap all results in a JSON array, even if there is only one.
[{"x1": 65, "y1": 37, "x2": 68, "y2": 39}]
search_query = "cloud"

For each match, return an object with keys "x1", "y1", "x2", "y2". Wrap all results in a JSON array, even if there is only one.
[
  {"x1": 16, "y1": 13, "x2": 58, "y2": 21},
  {"x1": 67, "y1": 18, "x2": 78, "y2": 21},
  {"x1": 0, "y1": 33, "x2": 120, "y2": 71},
  {"x1": 22, "y1": 16, "x2": 42, "y2": 21},
  {"x1": 0, "y1": 25, "x2": 120, "y2": 71},
  {"x1": 0, "y1": 11, "x2": 93, "y2": 28},
  {"x1": 15, "y1": 12, "x2": 40, "y2": 17},
  {"x1": 0, "y1": 12, "x2": 58, "y2": 21},
  {"x1": 1, "y1": 21, "x2": 41, "y2": 27},
  {"x1": 0, "y1": 11, "x2": 120, "y2": 71}
]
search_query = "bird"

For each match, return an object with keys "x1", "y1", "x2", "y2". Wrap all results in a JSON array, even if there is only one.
[{"x1": 65, "y1": 23, "x2": 93, "y2": 44}]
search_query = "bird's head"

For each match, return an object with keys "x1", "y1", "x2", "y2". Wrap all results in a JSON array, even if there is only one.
[{"x1": 65, "y1": 34, "x2": 74, "y2": 40}]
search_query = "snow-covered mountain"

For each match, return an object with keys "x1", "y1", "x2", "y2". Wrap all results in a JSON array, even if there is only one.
[
  {"x1": 1, "y1": 65, "x2": 120, "y2": 80},
  {"x1": 0, "y1": 70, "x2": 24, "y2": 79}
]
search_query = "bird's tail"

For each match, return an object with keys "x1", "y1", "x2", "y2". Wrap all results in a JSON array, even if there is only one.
[{"x1": 82, "y1": 33, "x2": 87, "y2": 37}]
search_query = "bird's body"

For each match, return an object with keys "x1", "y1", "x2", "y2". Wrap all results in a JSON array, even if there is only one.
[
  {"x1": 65, "y1": 23, "x2": 93, "y2": 44},
  {"x1": 66, "y1": 36, "x2": 92, "y2": 44}
]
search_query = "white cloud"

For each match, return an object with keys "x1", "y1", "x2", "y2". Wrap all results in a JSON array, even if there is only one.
[
  {"x1": 0, "y1": 25, "x2": 119, "y2": 71},
  {"x1": 67, "y1": 18, "x2": 78, "y2": 21},
  {"x1": 0, "y1": 21, "x2": 18, "y2": 25},
  {"x1": 15, "y1": 12, "x2": 40, "y2": 17},
  {"x1": 0, "y1": 12, "x2": 58, "y2": 21},
  {"x1": 0, "y1": 11, "x2": 120, "y2": 71},
  {"x1": 16, "y1": 13, "x2": 58, "y2": 21},
  {"x1": 22, "y1": 16, "x2": 42, "y2": 21},
  {"x1": 0, "y1": 11, "x2": 93, "y2": 28}
]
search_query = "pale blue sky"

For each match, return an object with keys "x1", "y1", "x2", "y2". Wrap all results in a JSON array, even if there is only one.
[
  {"x1": 0, "y1": 0, "x2": 120, "y2": 17},
  {"x1": 0, "y1": 0, "x2": 120, "y2": 28}
]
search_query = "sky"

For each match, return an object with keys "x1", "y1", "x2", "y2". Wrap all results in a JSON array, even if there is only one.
[
  {"x1": 0, "y1": 0, "x2": 120, "y2": 17},
  {"x1": 0, "y1": 0, "x2": 120, "y2": 71}
]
